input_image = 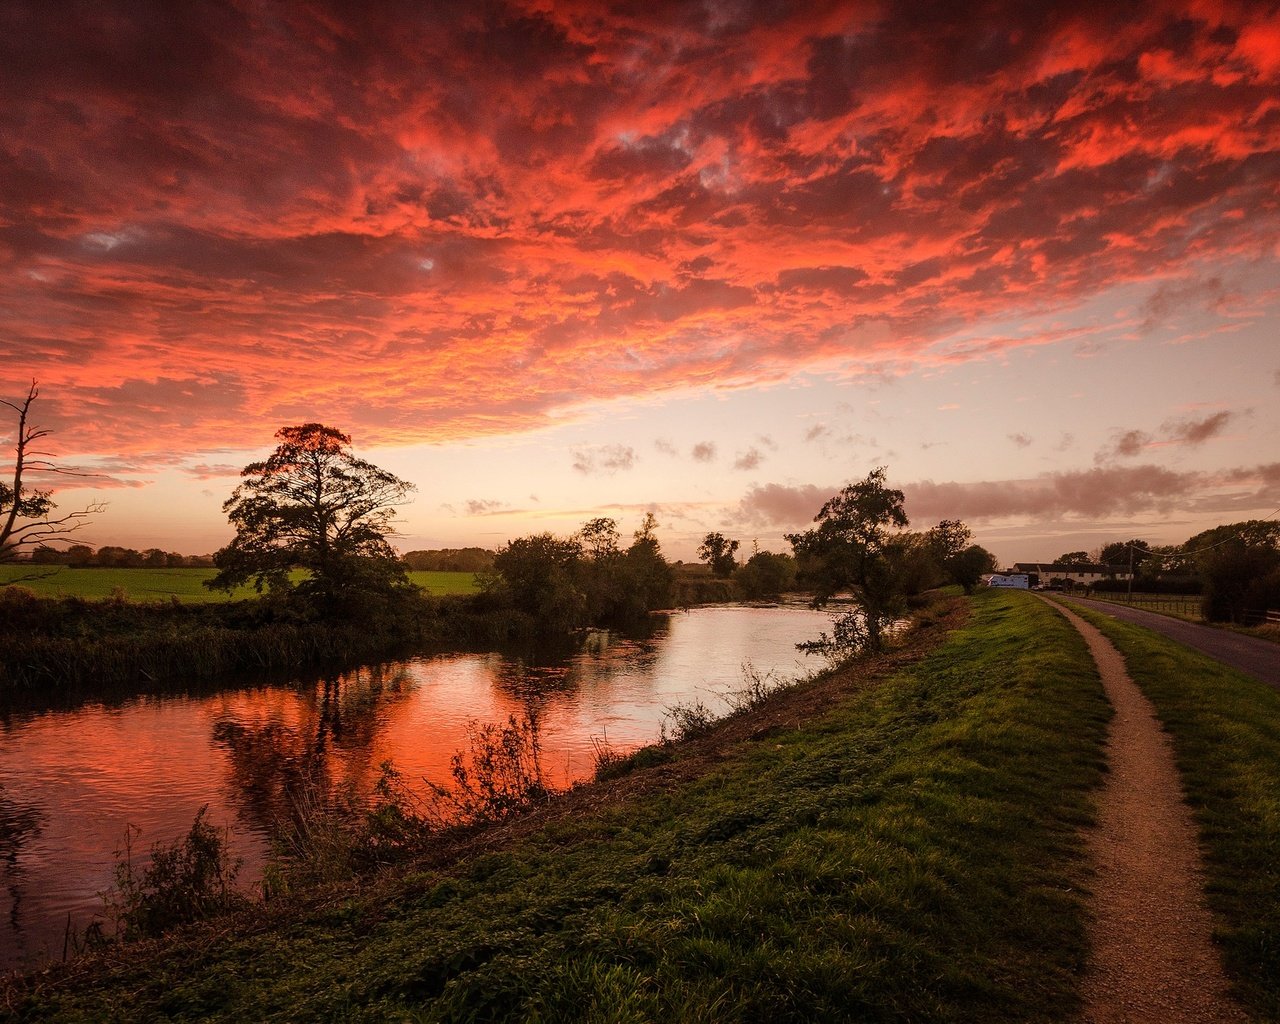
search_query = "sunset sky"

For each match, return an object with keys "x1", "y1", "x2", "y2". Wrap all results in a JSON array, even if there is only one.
[{"x1": 3, "y1": 0, "x2": 1278, "y2": 564}]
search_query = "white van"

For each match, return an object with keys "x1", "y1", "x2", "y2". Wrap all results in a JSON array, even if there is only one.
[{"x1": 987, "y1": 573, "x2": 1030, "y2": 589}]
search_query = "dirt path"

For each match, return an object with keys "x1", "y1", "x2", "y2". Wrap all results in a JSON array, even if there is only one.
[{"x1": 1043, "y1": 598, "x2": 1247, "y2": 1022}]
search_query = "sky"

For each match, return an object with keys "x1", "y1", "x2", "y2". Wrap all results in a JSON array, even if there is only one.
[{"x1": 2, "y1": 0, "x2": 1278, "y2": 565}]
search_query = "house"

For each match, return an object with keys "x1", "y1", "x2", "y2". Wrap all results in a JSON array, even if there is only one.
[{"x1": 1011, "y1": 562, "x2": 1133, "y2": 586}]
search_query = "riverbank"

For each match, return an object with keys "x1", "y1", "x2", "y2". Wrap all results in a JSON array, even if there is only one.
[
  {"x1": 4, "y1": 590, "x2": 1119, "y2": 1021},
  {"x1": 0, "y1": 575, "x2": 748, "y2": 702},
  {"x1": 0, "y1": 588, "x2": 540, "y2": 698}
]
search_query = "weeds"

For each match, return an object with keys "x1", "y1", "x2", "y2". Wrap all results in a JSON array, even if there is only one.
[
  {"x1": 660, "y1": 698, "x2": 717, "y2": 741},
  {"x1": 103, "y1": 806, "x2": 245, "y2": 942},
  {"x1": 359, "y1": 761, "x2": 445, "y2": 859},
  {"x1": 266, "y1": 779, "x2": 364, "y2": 891},
  {"x1": 589, "y1": 734, "x2": 629, "y2": 781},
  {"x1": 722, "y1": 660, "x2": 779, "y2": 713},
  {"x1": 796, "y1": 608, "x2": 872, "y2": 664},
  {"x1": 277, "y1": 711, "x2": 555, "y2": 883},
  {"x1": 442, "y1": 712, "x2": 553, "y2": 823}
]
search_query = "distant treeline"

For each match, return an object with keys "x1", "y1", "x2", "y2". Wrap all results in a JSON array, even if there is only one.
[
  {"x1": 400, "y1": 547, "x2": 495, "y2": 572},
  {"x1": 25, "y1": 544, "x2": 216, "y2": 568},
  {"x1": 24, "y1": 545, "x2": 503, "y2": 572}
]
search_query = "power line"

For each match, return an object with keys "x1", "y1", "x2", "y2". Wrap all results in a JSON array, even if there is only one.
[{"x1": 1119, "y1": 505, "x2": 1280, "y2": 562}]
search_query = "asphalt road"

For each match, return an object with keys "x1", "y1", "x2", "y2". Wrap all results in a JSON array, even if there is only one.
[{"x1": 1062, "y1": 596, "x2": 1280, "y2": 690}]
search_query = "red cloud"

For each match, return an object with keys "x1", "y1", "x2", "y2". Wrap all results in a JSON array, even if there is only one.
[{"x1": 0, "y1": 3, "x2": 1277, "y2": 452}]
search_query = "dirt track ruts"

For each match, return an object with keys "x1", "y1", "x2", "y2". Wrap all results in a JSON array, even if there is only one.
[{"x1": 1043, "y1": 597, "x2": 1247, "y2": 1023}]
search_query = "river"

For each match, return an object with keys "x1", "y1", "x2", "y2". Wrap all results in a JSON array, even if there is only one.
[{"x1": 0, "y1": 602, "x2": 832, "y2": 970}]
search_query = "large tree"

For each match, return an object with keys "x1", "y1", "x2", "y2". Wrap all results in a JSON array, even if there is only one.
[
  {"x1": 1100, "y1": 539, "x2": 1152, "y2": 572},
  {"x1": 1, "y1": 381, "x2": 101, "y2": 566},
  {"x1": 207, "y1": 424, "x2": 415, "y2": 612},
  {"x1": 787, "y1": 467, "x2": 909, "y2": 654},
  {"x1": 697, "y1": 531, "x2": 740, "y2": 577},
  {"x1": 1185, "y1": 520, "x2": 1280, "y2": 623},
  {"x1": 925, "y1": 519, "x2": 997, "y2": 593}
]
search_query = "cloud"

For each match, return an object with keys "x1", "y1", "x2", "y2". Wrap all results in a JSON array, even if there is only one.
[
  {"x1": 904, "y1": 463, "x2": 1280, "y2": 521},
  {"x1": 736, "y1": 483, "x2": 832, "y2": 527},
  {"x1": 464, "y1": 499, "x2": 509, "y2": 515},
  {"x1": 733, "y1": 447, "x2": 764, "y2": 471},
  {"x1": 1097, "y1": 429, "x2": 1154, "y2": 462},
  {"x1": 653, "y1": 438, "x2": 678, "y2": 457},
  {"x1": 803, "y1": 425, "x2": 829, "y2": 443},
  {"x1": 1008, "y1": 433, "x2": 1033, "y2": 448},
  {"x1": 1163, "y1": 411, "x2": 1233, "y2": 445},
  {"x1": 1098, "y1": 410, "x2": 1233, "y2": 461},
  {"x1": 1, "y1": 3, "x2": 1277, "y2": 452},
  {"x1": 572, "y1": 444, "x2": 636, "y2": 475},
  {"x1": 736, "y1": 460, "x2": 1280, "y2": 532},
  {"x1": 691, "y1": 442, "x2": 717, "y2": 463},
  {"x1": 183, "y1": 463, "x2": 242, "y2": 480},
  {"x1": 1140, "y1": 276, "x2": 1229, "y2": 331}
]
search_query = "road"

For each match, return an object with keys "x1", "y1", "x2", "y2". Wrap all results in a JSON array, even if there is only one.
[{"x1": 1063, "y1": 597, "x2": 1280, "y2": 690}]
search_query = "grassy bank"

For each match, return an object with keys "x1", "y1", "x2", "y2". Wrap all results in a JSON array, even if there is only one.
[
  {"x1": 0, "y1": 566, "x2": 480, "y2": 602},
  {"x1": 6, "y1": 590, "x2": 1112, "y2": 1022},
  {"x1": 1065, "y1": 601, "x2": 1280, "y2": 1020},
  {"x1": 0, "y1": 589, "x2": 523, "y2": 698}
]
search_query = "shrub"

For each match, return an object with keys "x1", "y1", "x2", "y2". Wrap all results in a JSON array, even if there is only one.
[
  {"x1": 661, "y1": 698, "x2": 716, "y2": 741},
  {"x1": 441, "y1": 713, "x2": 553, "y2": 823},
  {"x1": 106, "y1": 805, "x2": 245, "y2": 941}
]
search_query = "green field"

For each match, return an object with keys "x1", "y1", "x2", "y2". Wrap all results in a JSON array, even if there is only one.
[{"x1": 0, "y1": 566, "x2": 481, "y2": 602}]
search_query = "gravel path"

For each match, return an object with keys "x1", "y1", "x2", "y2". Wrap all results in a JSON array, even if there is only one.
[{"x1": 1043, "y1": 598, "x2": 1247, "y2": 1023}]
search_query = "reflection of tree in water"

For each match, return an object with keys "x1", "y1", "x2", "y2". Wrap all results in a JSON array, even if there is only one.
[
  {"x1": 211, "y1": 663, "x2": 414, "y2": 838},
  {"x1": 490, "y1": 654, "x2": 573, "y2": 708},
  {"x1": 491, "y1": 624, "x2": 669, "y2": 711},
  {"x1": 0, "y1": 782, "x2": 44, "y2": 951}
]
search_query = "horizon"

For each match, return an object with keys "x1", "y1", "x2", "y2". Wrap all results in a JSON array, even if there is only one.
[{"x1": 4, "y1": 2, "x2": 1278, "y2": 567}]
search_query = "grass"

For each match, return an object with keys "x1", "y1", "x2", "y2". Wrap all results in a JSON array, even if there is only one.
[
  {"x1": 6, "y1": 590, "x2": 1113, "y2": 1022},
  {"x1": 1086, "y1": 591, "x2": 1203, "y2": 622},
  {"x1": 405, "y1": 571, "x2": 483, "y2": 597},
  {"x1": 1065, "y1": 602, "x2": 1280, "y2": 1021},
  {"x1": 0, "y1": 566, "x2": 481, "y2": 602}
]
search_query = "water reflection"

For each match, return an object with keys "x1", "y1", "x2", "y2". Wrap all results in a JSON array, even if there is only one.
[
  {"x1": 0, "y1": 784, "x2": 44, "y2": 956},
  {"x1": 0, "y1": 603, "x2": 830, "y2": 970},
  {"x1": 210, "y1": 666, "x2": 418, "y2": 838}
]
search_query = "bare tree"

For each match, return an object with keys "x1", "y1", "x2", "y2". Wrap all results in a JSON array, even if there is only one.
[{"x1": 1, "y1": 381, "x2": 102, "y2": 567}]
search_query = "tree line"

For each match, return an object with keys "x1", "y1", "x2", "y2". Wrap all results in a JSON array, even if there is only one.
[
  {"x1": 27, "y1": 545, "x2": 216, "y2": 568},
  {"x1": 1066, "y1": 526, "x2": 1280, "y2": 625},
  {"x1": 4, "y1": 385, "x2": 1275, "y2": 636}
]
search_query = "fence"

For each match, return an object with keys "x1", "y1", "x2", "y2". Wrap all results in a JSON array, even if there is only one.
[{"x1": 1089, "y1": 593, "x2": 1204, "y2": 620}]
